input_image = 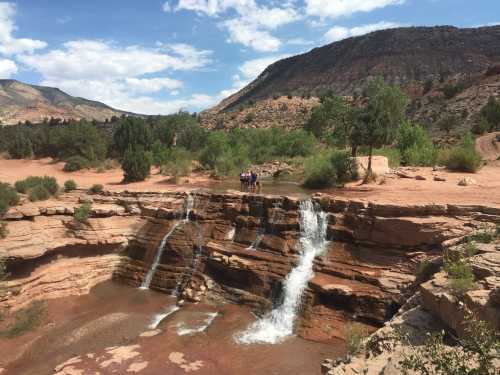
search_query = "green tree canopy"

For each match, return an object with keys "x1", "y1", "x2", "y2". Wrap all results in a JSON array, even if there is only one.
[{"x1": 352, "y1": 77, "x2": 409, "y2": 177}]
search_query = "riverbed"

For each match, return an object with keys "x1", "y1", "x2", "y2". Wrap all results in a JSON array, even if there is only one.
[{"x1": 1, "y1": 281, "x2": 345, "y2": 375}]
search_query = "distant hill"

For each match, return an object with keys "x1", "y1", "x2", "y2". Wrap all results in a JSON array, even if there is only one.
[
  {"x1": 0, "y1": 80, "x2": 127, "y2": 125},
  {"x1": 201, "y1": 26, "x2": 500, "y2": 139}
]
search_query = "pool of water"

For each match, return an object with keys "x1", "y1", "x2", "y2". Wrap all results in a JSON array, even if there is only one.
[
  {"x1": 204, "y1": 177, "x2": 312, "y2": 197},
  {"x1": 1, "y1": 281, "x2": 345, "y2": 375}
]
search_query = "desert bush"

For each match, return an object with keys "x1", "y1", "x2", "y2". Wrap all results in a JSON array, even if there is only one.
[
  {"x1": 243, "y1": 112, "x2": 255, "y2": 124},
  {"x1": 28, "y1": 185, "x2": 50, "y2": 201},
  {"x1": 443, "y1": 252, "x2": 475, "y2": 296},
  {"x1": 303, "y1": 153, "x2": 335, "y2": 189},
  {"x1": 346, "y1": 324, "x2": 368, "y2": 356},
  {"x1": 303, "y1": 150, "x2": 356, "y2": 189},
  {"x1": 63, "y1": 155, "x2": 90, "y2": 172},
  {"x1": 121, "y1": 146, "x2": 151, "y2": 182},
  {"x1": 442, "y1": 82, "x2": 466, "y2": 99},
  {"x1": 399, "y1": 313, "x2": 500, "y2": 375},
  {"x1": 479, "y1": 96, "x2": 500, "y2": 131},
  {"x1": 0, "y1": 182, "x2": 20, "y2": 215},
  {"x1": 0, "y1": 300, "x2": 47, "y2": 338},
  {"x1": 444, "y1": 134, "x2": 482, "y2": 173},
  {"x1": 467, "y1": 226, "x2": 498, "y2": 244},
  {"x1": 397, "y1": 122, "x2": 438, "y2": 166},
  {"x1": 74, "y1": 202, "x2": 92, "y2": 223},
  {"x1": 88, "y1": 184, "x2": 103, "y2": 195},
  {"x1": 15, "y1": 176, "x2": 59, "y2": 196},
  {"x1": 160, "y1": 148, "x2": 193, "y2": 177},
  {"x1": 63, "y1": 180, "x2": 77, "y2": 192}
]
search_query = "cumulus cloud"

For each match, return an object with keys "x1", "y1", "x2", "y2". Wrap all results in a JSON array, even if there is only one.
[
  {"x1": 306, "y1": 0, "x2": 405, "y2": 20},
  {"x1": 17, "y1": 39, "x2": 215, "y2": 114},
  {"x1": 220, "y1": 54, "x2": 288, "y2": 98},
  {"x1": 0, "y1": 58, "x2": 17, "y2": 78},
  {"x1": 0, "y1": 2, "x2": 47, "y2": 55},
  {"x1": 324, "y1": 21, "x2": 402, "y2": 42},
  {"x1": 174, "y1": 0, "x2": 300, "y2": 52}
]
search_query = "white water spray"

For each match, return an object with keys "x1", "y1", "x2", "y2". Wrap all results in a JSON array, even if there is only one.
[
  {"x1": 140, "y1": 193, "x2": 195, "y2": 290},
  {"x1": 149, "y1": 305, "x2": 180, "y2": 329},
  {"x1": 235, "y1": 199, "x2": 328, "y2": 344}
]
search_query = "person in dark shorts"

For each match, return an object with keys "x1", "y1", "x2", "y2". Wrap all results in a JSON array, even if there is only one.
[{"x1": 250, "y1": 171, "x2": 258, "y2": 192}]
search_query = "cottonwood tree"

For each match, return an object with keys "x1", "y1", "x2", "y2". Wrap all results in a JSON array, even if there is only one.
[{"x1": 352, "y1": 77, "x2": 408, "y2": 180}]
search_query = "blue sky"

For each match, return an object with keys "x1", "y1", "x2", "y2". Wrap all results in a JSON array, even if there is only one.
[{"x1": 0, "y1": 0, "x2": 498, "y2": 114}]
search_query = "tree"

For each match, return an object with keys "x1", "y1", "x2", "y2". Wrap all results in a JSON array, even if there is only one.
[
  {"x1": 480, "y1": 96, "x2": 500, "y2": 131},
  {"x1": 352, "y1": 77, "x2": 408, "y2": 179},
  {"x1": 8, "y1": 131, "x2": 33, "y2": 159},
  {"x1": 121, "y1": 145, "x2": 151, "y2": 182},
  {"x1": 199, "y1": 132, "x2": 230, "y2": 169},
  {"x1": 306, "y1": 93, "x2": 359, "y2": 155},
  {"x1": 113, "y1": 117, "x2": 153, "y2": 156}
]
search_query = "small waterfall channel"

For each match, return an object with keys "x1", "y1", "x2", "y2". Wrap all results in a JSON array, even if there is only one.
[
  {"x1": 236, "y1": 199, "x2": 328, "y2": 344},
  {"x1": 140, "y1": 193, "x2": 195, "y2": 290}
]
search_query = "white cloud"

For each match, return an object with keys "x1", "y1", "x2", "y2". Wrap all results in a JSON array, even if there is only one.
[
  {"x1": 17, "y1": 39, "x2": 215, "y2": 114},
  {"x1": 0, "y1": 58, "x2": 17, "y2": 78},
  {"x1": 175, "y1": 0, "x2": 300, "y2": 52},
  {"x1": 222, "y1": 19, "x2": 282, "y2": 52},
  {"x1": 0, "y1": 2, "x2": 47, "y2": 55},
  {"x1": 306, "y1": 0, "x2": 405, "y2": 20},
  {"x1": 162, "y1": 1, "x2": 172, "y2": 12},
  {"x1": 324, "y1": 21, "x2": 402, "y2": 42},
  {"x1": 18, "y1": 40, "x2": 212, "y2": 82},
  {"x1": 124, "y1": 77, "x2": 184, "y2": 94},
  {"x1": 220, "y1": 54, "x2": 288, "y2": 98}
]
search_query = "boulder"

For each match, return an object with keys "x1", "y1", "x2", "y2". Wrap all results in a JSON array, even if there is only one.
[
  {"x1": 352, "y1": 156, "x2": 390, "y2": 178},
  {"x1": 458, "y1": 177, "x2": 476, "y2": 186}
]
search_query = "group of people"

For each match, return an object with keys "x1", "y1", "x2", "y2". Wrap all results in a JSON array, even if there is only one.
[{"x1": 239, "y1": 171, "x2": 260, "y2": 193}]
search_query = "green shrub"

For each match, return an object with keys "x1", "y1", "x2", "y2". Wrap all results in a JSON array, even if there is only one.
[
  {"x1": 303, "y1": 153, "x2": 336, "y2": 189},
  {"x1": 64, "y1": 180, "x2": 77, "y2": 192},
  {"x1": 416, "y1": 259, "x2": 437, "y2": 280},
  {"x1": 15, "y1": 176, "x2": 59, "y2": 196},
  {"x1": 63, "y1": 156, "x2": 90, "y2": 172},
  {"x1": 442, "y1": 82, "x2": 466, "y2": 99},
  {"x1": 444, "y1": 253, "x2": 475, "y2": 296},
  {"x1": 8, "y1": 132, "x2": 33, "y2": 159},
  {"x1": 0, "y1": 183, "x2": 20, "y2": 215},
  {"x1": 28, "y1": 185, "x2": 50, "y2": 202},
  {"x1": 346, "y1": 324, "x2": 368, "y2": 356},
  {"x1": 303, "y1": 150, "x2": 356, "y2": 189},
  {"x1": 160, "y1": 148, "x2": 193, "y2": 177},
  {"x1": 437, "y1": 115, "x2": 459, "y2": 135},
  {"x1": 88, "y1": 184, "x2": 103, "y2": 195},
  {"x1": 243, "y1": 112, "x2": 255, "y2": 124},
  {"x1": 0, "y1": 222, "x2": 8, "y2": 239},
  {"x1": 74, "y1": 202, "x2": 92, "y2": 223},
  {"x1": 0, "y1": 300, "x2": 47, "y2": 338},
  {"x1": 467, "y1": 226, "x2": 497, "y2": 244},
  {"x1": 121, "y1": 146, "x2": 151, "y2": 182},
  {"x1": 444, "y1": 134, "x2": 482, "y2": 173},
  {"x1": 397, "y1": 122, "x2": 438, "y2": 166},
  {"x1": 462, "y1": 240, "x2": 479, "y2": 257},
  {"x1": 399, "y1": 313, "x2": 500, "y2": 375}
]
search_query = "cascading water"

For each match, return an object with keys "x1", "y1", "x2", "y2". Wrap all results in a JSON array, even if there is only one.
[
  {"x1": 140, "y1": 193, "x2": 194, "y2": 290},
  {"x1": 235, "y1": 199, "x2": 328, "y2": 344}
]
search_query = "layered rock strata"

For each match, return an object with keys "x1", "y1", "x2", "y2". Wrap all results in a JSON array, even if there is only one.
[{"x1": 1, "y1": 190, "x2": 498, "y2": 343}]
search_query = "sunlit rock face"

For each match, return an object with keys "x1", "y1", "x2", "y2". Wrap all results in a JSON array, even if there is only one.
[{"x1": 2, "y1": 190, "x2": 498, "y2": 342}]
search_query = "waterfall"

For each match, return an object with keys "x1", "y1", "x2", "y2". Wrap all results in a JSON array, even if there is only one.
[
  {"x1": 140, "y1": 193, "x2": 194, "y2": 290},
  {"x1": 235, "y1": 199, "x2": 328, "y2": 344}
]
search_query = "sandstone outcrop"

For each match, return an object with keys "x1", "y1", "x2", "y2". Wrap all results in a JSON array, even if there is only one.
[{"x1": 0, "y1": 190, "x2": 498, "y2": 345}]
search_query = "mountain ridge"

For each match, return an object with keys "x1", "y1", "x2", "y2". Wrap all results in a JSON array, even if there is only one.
[
  {"x1": 0, "y1": 79, "x2": 128, "y2": 125},
  {"x1": 201, "y1": 25, "x2": 500, "y2": 136}
]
